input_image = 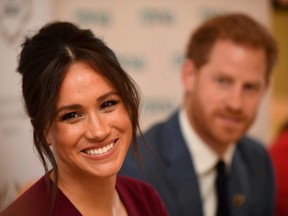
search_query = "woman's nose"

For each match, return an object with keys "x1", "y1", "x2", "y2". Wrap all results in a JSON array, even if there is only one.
[{"x1": 85, "y1": 114, "x2": 110, "y2": 141}]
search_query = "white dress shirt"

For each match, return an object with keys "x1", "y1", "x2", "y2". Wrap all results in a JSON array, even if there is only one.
[{"x1": 179, "y1": 108, "x2": 235, "y2": 216}]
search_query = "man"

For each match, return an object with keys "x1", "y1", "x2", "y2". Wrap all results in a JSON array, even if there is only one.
[{"x1": 120, "y1": 13, "x2": 277, "y2": 216}]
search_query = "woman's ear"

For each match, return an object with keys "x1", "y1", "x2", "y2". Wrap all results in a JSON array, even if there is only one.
[
  {"x1": 43, "y1": 125, "x2": 52, "y2": 146},
  {"x1": 181, "y1": 58, "x2": 197, "y2": 92},
  {"x1": 31, "y1": 118, "x2": 52, "y2": 146},
  {"x1": 45, "y1": 129, "x2": 52, "y2": 146}
]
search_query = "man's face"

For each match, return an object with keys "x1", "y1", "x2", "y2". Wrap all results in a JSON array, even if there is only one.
[{"x1": 182, "y1": 39, "x2": 268, "y2": 153}]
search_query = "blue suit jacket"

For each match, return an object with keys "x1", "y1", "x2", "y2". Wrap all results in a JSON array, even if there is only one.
[{"x1": 120, "y1": 111, "x2": 275, "y2": 216}]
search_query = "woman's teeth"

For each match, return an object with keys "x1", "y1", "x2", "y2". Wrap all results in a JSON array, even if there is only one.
[{"x1": 84, "y1": 142, "x2": 115, "y2": 155}]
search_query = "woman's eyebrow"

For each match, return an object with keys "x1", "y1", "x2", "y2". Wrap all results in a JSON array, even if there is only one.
[
  {"x1": 55, "y1": 91, "x2": 119, "y2": 114},
  {"x1": 96, "y1": 91, "x2": 118, "y2": 102},
  {"x1": 56, "y1": 104, "x2": 82, "y2": 115}
]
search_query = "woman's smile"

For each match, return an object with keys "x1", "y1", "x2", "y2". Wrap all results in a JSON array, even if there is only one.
[
  {"x1": 80, "y1": 139, "x2": 119, "y2": 159},
  {"x1": 46, "y1": 62, "x2": 133, "y2": 178}
]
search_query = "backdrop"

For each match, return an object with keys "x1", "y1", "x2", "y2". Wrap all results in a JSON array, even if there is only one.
[{"x1": 0, "y1": 0, "x2": 272, "y2": 210}]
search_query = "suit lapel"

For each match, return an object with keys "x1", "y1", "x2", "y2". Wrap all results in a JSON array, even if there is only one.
[
  {"x1": 160, "y1": 112, "x2": 204, "y2": 216},
  {"x1": 229, "y1": 143, "x2": 250, "y2": 216}
]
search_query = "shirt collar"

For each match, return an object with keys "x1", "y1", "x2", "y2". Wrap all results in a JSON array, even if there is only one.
[{"x1": 179, "y1": 108, "x2": 235, "y2": 175}]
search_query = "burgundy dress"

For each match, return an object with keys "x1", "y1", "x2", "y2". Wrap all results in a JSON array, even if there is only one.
[{"x1": 0, "y1": 175, "x2": 168, "y2": 216}]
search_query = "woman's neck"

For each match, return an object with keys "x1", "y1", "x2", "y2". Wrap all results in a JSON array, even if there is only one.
[{"x1": 51, "y1": 171, "x2": 126, "y2": 216}]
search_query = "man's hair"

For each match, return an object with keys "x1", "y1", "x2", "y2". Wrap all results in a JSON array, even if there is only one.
[{"x1": 186, "y1": 13, "x2": 277, "y2": 79}]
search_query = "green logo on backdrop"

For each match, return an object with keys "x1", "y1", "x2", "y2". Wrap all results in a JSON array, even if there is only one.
[
  {"x1": 172, "y1": 52, "x2": 184, "y2": 69},
  {"x1": 74, "y1": 9, "x2": 111, "y2": 26},
  {"x1": 140, "y1": 8, "x2": 175, "y2": 25},
  {"x1": 143, "y1": 97, "x2": 175, "y2": 115},
  {"x1": 118, "y1": 54, "x2": 146, "y2": 72},
  {"x1": 199, "y1": 7, "x2": 227, "y2": 21}
]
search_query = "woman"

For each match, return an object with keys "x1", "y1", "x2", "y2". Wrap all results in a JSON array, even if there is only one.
[{"x1": 0, "y1": 22, "x2": 168, "y2": 216}]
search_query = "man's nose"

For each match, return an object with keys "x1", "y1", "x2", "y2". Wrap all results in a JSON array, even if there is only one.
[{"x1": 226, "y1": 87, "x2": 244, "y2": 112}]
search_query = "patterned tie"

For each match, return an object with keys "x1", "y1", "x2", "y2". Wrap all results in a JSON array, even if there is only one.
[{"x1": 216, "y1": 160, "x2": 230, "y2": 216}]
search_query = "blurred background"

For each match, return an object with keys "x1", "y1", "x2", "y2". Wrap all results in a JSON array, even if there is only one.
[{"x1": 0, "y1": 0, "x2": 287, "y2": 211}]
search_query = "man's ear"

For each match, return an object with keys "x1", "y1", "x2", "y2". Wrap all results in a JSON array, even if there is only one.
[{"x1": 181, "y1": 59, "x2": 197, "y2": 92}]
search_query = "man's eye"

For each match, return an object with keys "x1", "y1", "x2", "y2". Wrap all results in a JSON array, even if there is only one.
[
  {"x1": 217, "y1": 77, "x2": 230, "y2": 85},
  {"x1": 60, "y1": 112, "x2": 81, "y2": 121},
  {"x1": 244, "y1": 83, "x2": 259, "y2": 93},
  {"x1": 100, "y1": 100, "x2": 118, "y2": 110},
  {"x1": 245, "y1": 83, "x2": 257, "y2": 90}
]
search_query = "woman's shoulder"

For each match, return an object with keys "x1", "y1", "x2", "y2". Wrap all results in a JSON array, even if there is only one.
[
  {"x1": 116, "y1": 175, "x2": 169, "y2": 216},
  {"x1": 0, "y1": 175, "x2": 50, "y2": 216},
  {"x1": 0, "y1": 175, "x2": 80, "y2": 216}
]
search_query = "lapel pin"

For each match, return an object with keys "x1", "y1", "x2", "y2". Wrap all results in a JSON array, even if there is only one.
[{"x1": 233, "y1": 193, "x2": 245, "y2": 207}]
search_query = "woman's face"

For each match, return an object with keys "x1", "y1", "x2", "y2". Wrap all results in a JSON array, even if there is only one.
[{"x1": 46, "y1": 62, "x2": 132, "y2": 179}]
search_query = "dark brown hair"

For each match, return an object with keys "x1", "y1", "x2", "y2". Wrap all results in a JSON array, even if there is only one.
[{"x1": 17, "y1": 21, "x2": 142, "y2": 190}]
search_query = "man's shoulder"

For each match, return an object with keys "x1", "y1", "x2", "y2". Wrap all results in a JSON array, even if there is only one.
[
  {"x1": 141, "y1": 111, "x2": 180, "y2": 144},
  {"x1": 236, "y1": 136, "x2": 272, "y2": 168},
  {"x1": 238, "y1": 136, "x2": 268, "y2": 155}
]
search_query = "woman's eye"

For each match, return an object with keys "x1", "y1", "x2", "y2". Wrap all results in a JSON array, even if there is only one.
[
  {"x1": 100, "y1": 100, "x2": 118, "y2": 110},
  {"x1": 60, "y1": 112, "x2": 81, "y2": 121}
]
